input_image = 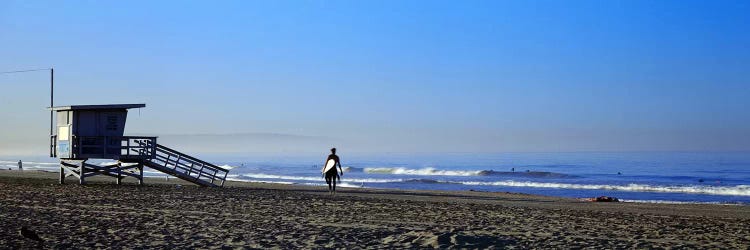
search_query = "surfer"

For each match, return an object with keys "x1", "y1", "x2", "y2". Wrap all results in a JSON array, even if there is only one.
[{"x1": 322, "y1": 148, "x2": 343, "y2": 194}]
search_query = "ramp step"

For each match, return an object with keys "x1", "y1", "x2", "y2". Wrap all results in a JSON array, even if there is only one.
[
  {"x1": 138, "y1": 143, "x2": 229, "y2": 187},
  {"x1": 142, "y1": 161, "x2": 218, "y2": 187}
]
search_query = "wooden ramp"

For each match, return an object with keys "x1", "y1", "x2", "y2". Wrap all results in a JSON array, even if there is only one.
[{"x1": 137, "y1": 144, "x2": 230, "y2": 187}]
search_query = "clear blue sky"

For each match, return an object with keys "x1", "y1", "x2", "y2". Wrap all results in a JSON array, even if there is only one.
[{"x1": 1, "y1": 0, "x2": 749, "y2": 155}]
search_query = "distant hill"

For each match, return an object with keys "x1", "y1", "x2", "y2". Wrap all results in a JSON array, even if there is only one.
[{"x1": 154, "y1": 133, "x2": 338, "y2": 155}]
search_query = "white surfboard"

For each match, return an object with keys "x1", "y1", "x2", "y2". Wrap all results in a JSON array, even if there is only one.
[{"x1": 322, "y1": 159, "x2": 336, "y2": 173}]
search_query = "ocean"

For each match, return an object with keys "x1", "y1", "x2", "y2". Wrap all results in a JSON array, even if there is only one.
[{"x1": 4, "y1": 152, "x2": 750, "y2": 204}]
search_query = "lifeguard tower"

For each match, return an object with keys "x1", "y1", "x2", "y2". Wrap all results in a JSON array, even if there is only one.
[{"x1": 50, "y1": 104, "x2": 229, "y2": 187}]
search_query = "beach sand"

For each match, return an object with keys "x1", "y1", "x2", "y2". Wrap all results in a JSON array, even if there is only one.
[{"x1": 1, "y1": 170, "x2": 749, "y2": 249}]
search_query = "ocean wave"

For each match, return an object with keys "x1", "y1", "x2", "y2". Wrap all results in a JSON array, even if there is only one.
[
  {"x1": 338, "y1": 182, "x2": 366, "y2": 188},
  {"x1": 0, "y1": 160, "x2": 59, "y2": 171},
  {"x1": 343, "y1": 166, "x2": 363, "y2": 172},
  {"x1": 143, "y1": 170, "x2": 169, "y2": 176},
  {"x1": 226, "y1": 178, "x2": 296, "y2": 185},
  {"x1": 242, "y1": 173, "x2": 320, "y2": 182},
  {"x1": 619, "y1": 199, "x2": 743, "y2": 205},
  {"x1": 362, "y1": 167, "x2": 572, "y2": 178},
  {"x1": 288, "y1": 182, "x2": 365, "y2": 188},
  {"x1": 460, "y1": 181, "x2": 750, "y2": 196},
  {"x1": 402, "y1": 178, "x2": 444, "y2": 184},
  {"x1": 241, "y1": 173, "x2": 399, "y2": 183},
  {"x1": 364, "y1": 167, "x2": 483, "y2": 176},
  {"x1": 0, "y1": 160, "x2": 58, "y2": 165},
  {"x1": 218, "y1": 164, "x2": 236, "y2": 170},
  {"x1": 479, "y1": 170, "x2": 574, "y2": 178},
  {"x1": 99, "y1": 162, "x2": 139, "y2": 167}
]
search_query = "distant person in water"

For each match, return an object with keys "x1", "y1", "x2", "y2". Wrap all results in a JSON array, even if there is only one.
[
  {"x1": 322, "y1": 148, "x2": 343, "y2": 194},
  {"x1": 18, "y1": 160, "x2": 22, "y2": 170}
]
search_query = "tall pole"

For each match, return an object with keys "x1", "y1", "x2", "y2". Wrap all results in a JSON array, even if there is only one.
[
  {"x1": 50, "y1": 68, "x2": 54, "y2": 157},
  {"x1": 0, "y1": 68, "x2": 56, "y2": 156}
]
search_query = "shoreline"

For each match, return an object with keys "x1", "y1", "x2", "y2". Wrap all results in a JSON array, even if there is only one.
[
  {"x1": 4, "y1": 168, "x2": 747, "y2": 206},
  {"x1": 2, "y1": 170, "x2": 750, "y2": 248}
]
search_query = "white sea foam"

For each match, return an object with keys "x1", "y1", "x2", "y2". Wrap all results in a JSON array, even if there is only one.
[
  {"x1": 0, "y1": 160, "x2": 55, "y2": 166},
  {"x1": 619, "y1": 199, "x2": 740, "y2": 205},
  {"x1": 0, "y1": 160, "x2": 58, "y2": 171},
  {"x1": 0, "y1": 160, "x2": 58, "y2": 166},
  {"x1": 298, "y1": 182, "x2": 326, "y2": 186},
  {"x1": 241, "y1": 173, "x2": 399, "y2": 183},
  {"x1": 459, "y1": 181, "x2": 750, "y2": 196},
  {"x1": 99, "y1": 162, "x2": 139, "y2": 167},
  {"x1": 242, "y1": 173, "x2": 321, "y2": 182},
  {"x1": 289, "y1": 182, "x2": 365, "y2": 188},
  {"x1": 218, "y1": 164, "x2": 236, "y2": 170},
  {"x1": 143, "y1": 170, "x2": 170, "y2": 177},
  {"x1": 226, "y1": 178, "x2": 295, "y2": 185},
  {"x1": 27, "y1": 162, "x2": 59, "y2": 165},
  {"x1": 338, "y1": 182, "x2": 367, "y2": 188},
  {"x1": 364, "y1": 167, "x2": 483, "y2": 176}
]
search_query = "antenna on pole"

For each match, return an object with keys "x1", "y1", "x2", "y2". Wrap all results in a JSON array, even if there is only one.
[{"x1": 0, "y1": 67, "x2": 55, "y2": 156}]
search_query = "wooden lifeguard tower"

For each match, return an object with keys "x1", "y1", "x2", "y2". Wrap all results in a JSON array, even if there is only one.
[{"x1": 50, "y1": 104, "x2": 229, "y2": 187}]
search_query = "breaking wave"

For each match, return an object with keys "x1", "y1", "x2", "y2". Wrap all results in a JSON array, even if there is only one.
[
  {"x1": 365, "y1": 167, "x2": 482, "y2": 176},
  {"x1": 459, "y1": 181, "x2": 750, "y2": 196},
  {"x1": 234, "y1": 174, "x2": 750, "y2": 197},
  {"x1": 99, "y1": 162, "x2": 139, "y2": 167},
  {"x1": 241, "y1": 173, "x2": 399, "y2": 183},
  {"x1": 238, "y1": 173, "x2": 750, "y2": 197},
  {"x1": 619, "y1": 199, "x2": 743, "y2": 205},
  {"x1": 362, "y1": 167, "x2": 572, "y2": 178},
  {"x1": 218, "y1": 164, "x2": 237, "y2": 170}
]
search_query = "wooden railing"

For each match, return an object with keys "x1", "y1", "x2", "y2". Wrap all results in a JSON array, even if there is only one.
[
  {"x1": 71, "y1": 136, "x2": 158, "y2": 160},
  {"x1": 146, "y1": 144, "x2": 229, "y2": 187},
  {"x1": 54, "y1": 135, "x2": 229, "y2": 187}
]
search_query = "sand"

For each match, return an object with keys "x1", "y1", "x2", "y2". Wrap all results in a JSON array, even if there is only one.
[{"x1": 1, "y1": 170, "x2": 749, "y2": 249}]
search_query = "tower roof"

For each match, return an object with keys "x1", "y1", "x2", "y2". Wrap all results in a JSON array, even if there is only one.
[{"x1": 49, "y1": 104, "x2": 146, "y2": 111}]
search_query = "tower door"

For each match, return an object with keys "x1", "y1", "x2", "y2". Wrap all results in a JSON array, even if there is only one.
[
  {"x1": 55, "y1": 111, "x2": 72, "y2": 158},
  {"x1": 57, "y1": 125, "x2": 71, "y2": 158}
]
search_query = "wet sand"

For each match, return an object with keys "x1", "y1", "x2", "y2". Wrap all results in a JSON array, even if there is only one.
[{"x1": 1, "y1": 170, "x2": 749, "y2": 249}]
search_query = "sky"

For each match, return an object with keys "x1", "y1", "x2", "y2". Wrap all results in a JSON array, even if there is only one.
[{"x1": 1, "y1": 0, "x2": 749, "y2": 156}]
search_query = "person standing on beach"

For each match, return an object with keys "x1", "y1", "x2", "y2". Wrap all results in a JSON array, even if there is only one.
[
  {"x1": 18, "y1": 160, "x2": 22, "y2": 170},
  {"x1": 322, "y1": 148, "x2": 343, "y2": 194}
]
